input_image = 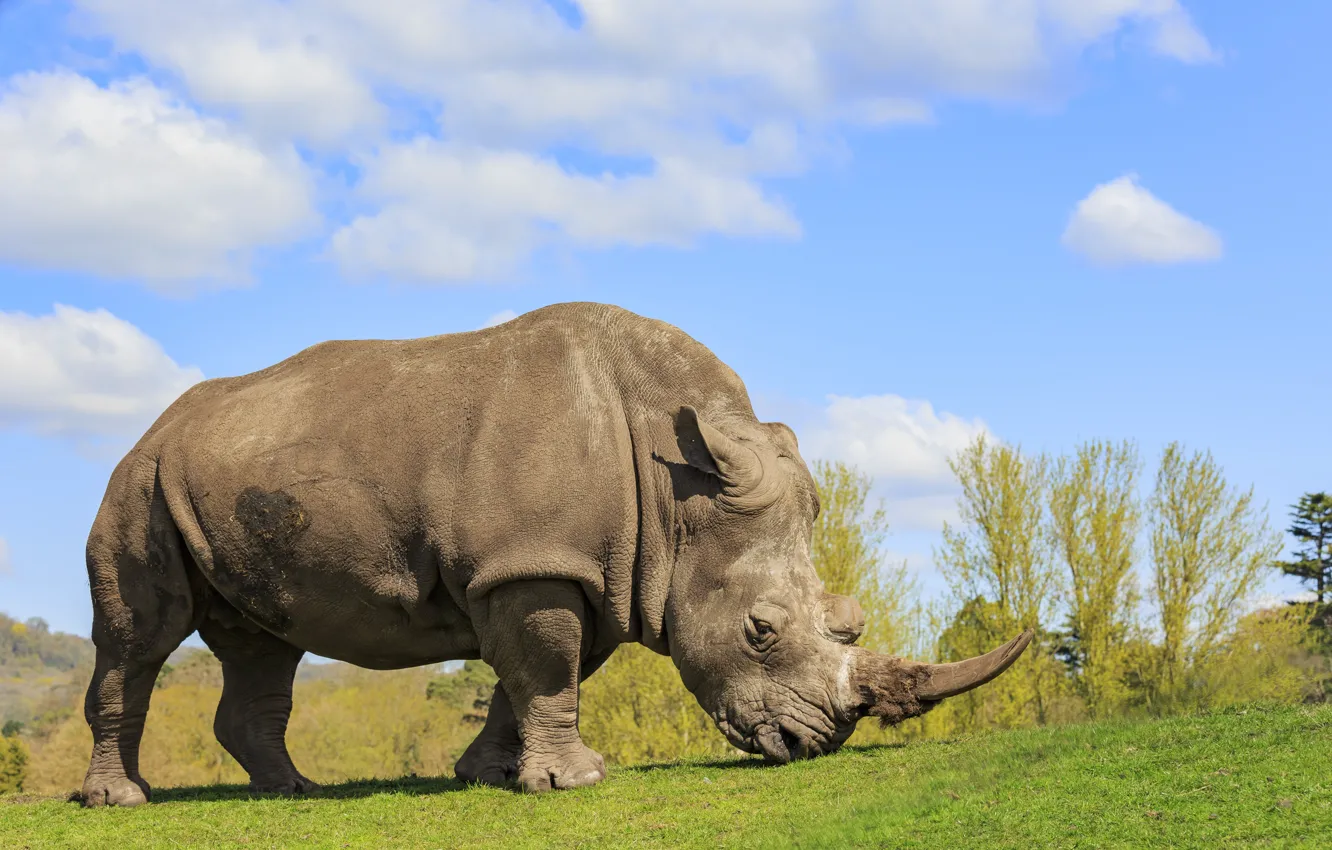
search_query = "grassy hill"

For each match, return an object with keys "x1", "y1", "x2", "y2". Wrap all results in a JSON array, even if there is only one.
[{"x1": 3, "y1": 702, "x2": 1327, "y2": 849}]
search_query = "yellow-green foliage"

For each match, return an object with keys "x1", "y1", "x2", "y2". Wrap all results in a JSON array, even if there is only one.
[
  {"x1": 1148, "y1": 443, "x2": 1284, "y2": 711},
  {"x1": 0, "y1": 733, "x2": 28, "y2": 793},
  {"x1": 1199, "y1": 605, "x2": 1322, "y2": 708},
  {"x1": 580, "y1": 644, "x2": 735, "y2": 765},
  {"x1": 810, "y1": 460, "x2": 918, "y2": 656},
  {"x1": 935, "y1": 437, "x2": 1069, "y2": 729},
  {"x1": 286, "y1": 665, "x2": 476, "y2": 783},
  {"x1": 807, "y1": 459, "x2": 934, "y2": 748},
  {"x1": 1049, "y1": 440, "x2": 1143, "y2": 718}
]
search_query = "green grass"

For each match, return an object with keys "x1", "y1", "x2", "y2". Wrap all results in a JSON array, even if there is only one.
[{"x1": 4, "y1": 703, "x2": 1329, "y2": 849}]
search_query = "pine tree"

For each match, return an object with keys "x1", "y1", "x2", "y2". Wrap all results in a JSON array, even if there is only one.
[
  {"x1": 1272, "y1": 492, "x2": 1332, "y2": 605},
  {"x1": 0, "y1": 733, "x2": 28, "y2": 794}
]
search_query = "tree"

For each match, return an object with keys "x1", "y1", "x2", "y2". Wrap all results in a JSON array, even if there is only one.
[
  {"x1": 936, "y1": 436, "x2": 1063, "y2": 726},
  {"x1": 1148, "y1": 443, "x2": 1283, "y2": 709},
  {"x1": 1272, "y1": 492, "x2": 1332, "y2": 606},
  {"x1": 0, "y1": 729, "x2": 29, "y2": 794},
  {"x1": 1200, "y1": 605, "x2": 1320, "y2": 707},
  {"x1": 809, "y1": 460, "x2": 918, "y2": 656},
  {"x1": 1048, "y1": 440, "x2": 1142, "y2": 717},
  {"x1": 426, "y1": 660, "x2": 498, "y2": 724}
]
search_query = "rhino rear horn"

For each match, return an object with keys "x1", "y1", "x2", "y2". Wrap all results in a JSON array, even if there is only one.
[{"x1": 818, "y1": 594, "x2": 865, "y2": 644}]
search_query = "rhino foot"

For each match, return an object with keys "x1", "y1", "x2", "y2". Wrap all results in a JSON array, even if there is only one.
[
  {"x1": 250, "y1": 774, "x2": 320, "y2": 796},
  {"x1": 455, "y1": 739, "x2": 520, "y2": 787},
  {"x1": 517, "y1": 744, "x2": 606, "y2": 793},
  {"x1": 81, "y1": 776, "x2": 151, "y2": 808}
]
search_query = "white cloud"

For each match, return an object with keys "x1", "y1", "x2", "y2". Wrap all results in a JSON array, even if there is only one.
[
  {"x1": 78, "y1": 1, "x2": 1215, "y2": 141},
  {"x1": 75, "y1": 0, "x2": 382, "y2": 146},
  {"x1": 332, "y1": 145, "x2": 798, "y2": 281},
  {"x1": 802, "y1": 394, "x2": 992, "y2": 532},
  {"x1": 1148, "y1": 7, "x2": 1220, "y2": 64},
  {"x1": 0, "y1": 71, "x2": 316, "y2": 289},
  {"x1": 0, "y1": 305, "x2": 203, "y2": 438},
  {"x1": 805, "y1": 395, "x2": 991, "y2": 483},
  {"x1": 1045, "y1": 1, "x2": 1217, "y2": 64},
  {"x1": 481, "y1": 309, "x2": 519, "y2": 328},
  {"x1": 0, "y1": 537, "x2": 10, "y2": 575},
  {"x1": 59, "y1": 0, "x2": 1214, "y2": 283},
  {"x1": 1062, "y1": 173, "x2": 1223, "y2": 266}
]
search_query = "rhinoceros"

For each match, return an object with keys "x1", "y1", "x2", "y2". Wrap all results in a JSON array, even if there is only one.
[{"x1": 79, "y1": 301, "x2": 1029, "y2": 805}]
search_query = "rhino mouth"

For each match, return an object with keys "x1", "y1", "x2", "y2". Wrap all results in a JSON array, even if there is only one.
[
  {"x1": 754, "y1": 720, "x2": 827, "y2": 763},
  {"x1": 717, "y1": 709, "x2": 846, "y2": 764}
]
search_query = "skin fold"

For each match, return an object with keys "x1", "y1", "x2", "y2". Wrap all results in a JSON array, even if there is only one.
[{"x1": 79, "y1": 302, "x2": 1028, "y2": 805}]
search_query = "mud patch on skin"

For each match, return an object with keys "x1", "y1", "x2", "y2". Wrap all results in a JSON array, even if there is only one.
[
  {"x1": 235, "y1": 487, "x2": 310, "y2": 543},
  {"x1": 222, "y1": 487, "x2": 311, "y2": 633}
]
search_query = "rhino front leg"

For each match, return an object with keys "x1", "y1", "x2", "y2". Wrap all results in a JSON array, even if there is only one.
[
  {"x1": 479, "y1": 579, "x2": 605, "y2": 793},
  {"x1": 456, "y1": 648, "x2": 615, "y2": 787}
]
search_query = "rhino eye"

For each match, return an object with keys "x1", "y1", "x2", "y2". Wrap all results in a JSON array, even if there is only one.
[{"x1": 745, "y1": 615, "x2": 778, "y2": 652}]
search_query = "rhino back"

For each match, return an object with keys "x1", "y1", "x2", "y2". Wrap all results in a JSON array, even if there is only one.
[{"x1": 134, "y1": 303, "x2": 751, "y2": 664}]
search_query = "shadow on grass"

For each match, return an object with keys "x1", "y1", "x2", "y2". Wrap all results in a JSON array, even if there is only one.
[
  {"x1": 148, "y1": 775, "x2": 472, "y2": 805},
  {"x1": 840, "y1": 741, "x2": 912, "y2": 754},
  {"x1": 104, "y1": 757, "x2": 766, "y2": 804},
  {"x1": 622, "y1": 740, "x2": 913, "y2": 774},
  {"x1": 625, "y1": 757, "x2": 763, "y2": 773},
  {"x1": 46, "y1": 741, "x2": 933, "y2": 806}
]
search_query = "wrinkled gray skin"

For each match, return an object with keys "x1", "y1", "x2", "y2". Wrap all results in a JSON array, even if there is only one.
[{"x1": 80, "y1": 302, "x2": 1029, "y2": 806}]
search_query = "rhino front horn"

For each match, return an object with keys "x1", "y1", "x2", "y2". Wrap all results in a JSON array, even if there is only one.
[
  {"x1": 850, "y1": 630, "x2": 1034, "y2": 724},
  {"x1": 917, "y1": 629, "x2": 1034, "y2": 701}
]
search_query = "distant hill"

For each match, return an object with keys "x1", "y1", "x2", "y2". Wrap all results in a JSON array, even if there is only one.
[
  {"x1": 0, "y1": 614, "x2": 96, "y2": 730},
  {"x1": 0, "y1": 614, "x2": 94, "y2": 678}
]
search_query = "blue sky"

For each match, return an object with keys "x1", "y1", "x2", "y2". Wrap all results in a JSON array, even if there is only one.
[{"x1": 1, "y1": 1, "x2": 1328, "y2": 639}]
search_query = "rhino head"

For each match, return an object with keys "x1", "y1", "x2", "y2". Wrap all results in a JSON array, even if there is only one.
[{"x1": 666, "y1": 406, "x2": 1031, "y2": 763}]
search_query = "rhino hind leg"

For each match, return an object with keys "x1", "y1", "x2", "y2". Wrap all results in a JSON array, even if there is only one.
[
  {"x1": 82, "y1": 464, "x2": 201, "y2": 807},
  {"x1": 478, "y1": 579, "x2": 607, "y2": 793},
  {"x1": 198, "y1": 610, "x2": 315, "y2": 795},
  {"x1": 454, "y1": 684, "x2": 521, "y2": 786}
]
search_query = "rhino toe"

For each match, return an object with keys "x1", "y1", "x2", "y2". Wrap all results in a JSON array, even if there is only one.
[
  {"x1": 517, "y1": 745, "x2": 606, "y2": 793},
  {"x1": 82, "y1": 776, "x2": 151, "y2": 808},
  {"x1": 250, "y1": 773, "x2": 320, "y2": 796}
]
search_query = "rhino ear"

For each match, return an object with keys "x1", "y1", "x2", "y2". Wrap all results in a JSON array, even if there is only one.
[
  {"x1": 675, "y1": 407, "x2": 765, "y2": 491},
  {"x1": 764, "y1": 421, "x2": 800, "y2": 456}
]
